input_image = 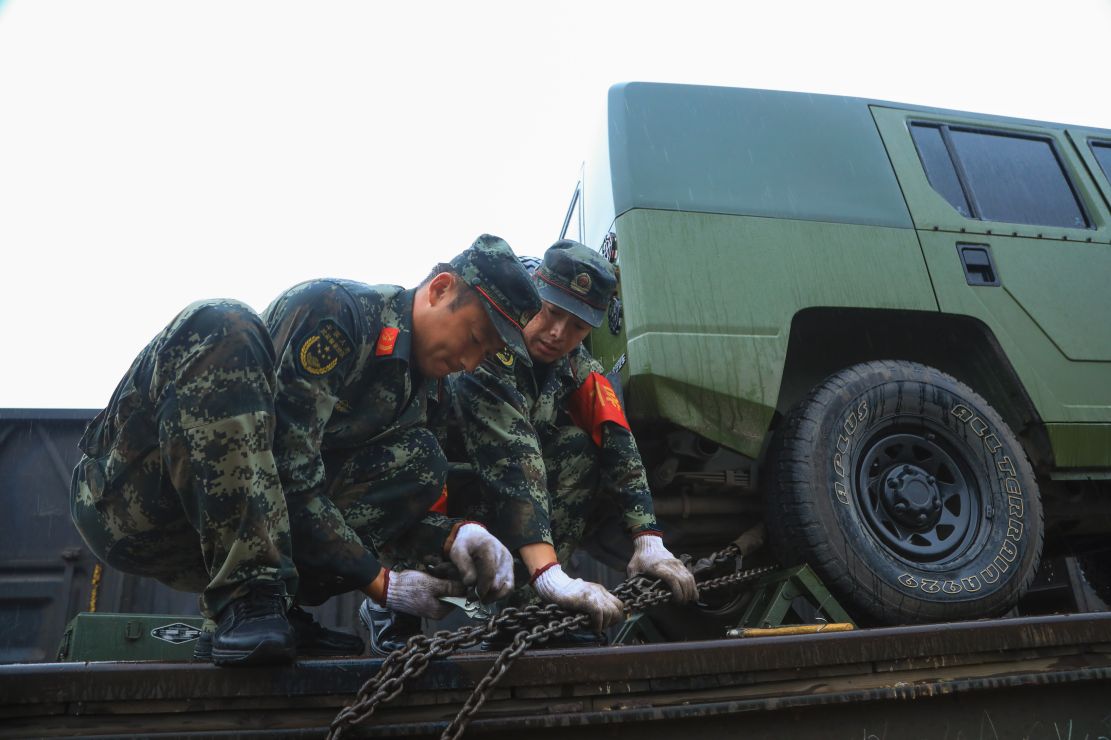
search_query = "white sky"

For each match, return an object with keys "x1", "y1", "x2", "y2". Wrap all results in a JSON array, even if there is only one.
[{"x1": 1, "y1": 0, "x2": 1110, "y2": 408}]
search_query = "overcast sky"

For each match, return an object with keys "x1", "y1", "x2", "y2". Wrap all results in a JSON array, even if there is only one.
[{"x1": 2, "y1": 0, "x2": 1110, "y2": 408}]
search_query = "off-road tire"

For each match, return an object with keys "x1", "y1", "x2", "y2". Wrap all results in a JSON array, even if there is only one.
[{"x1": 764, "y1": 360, "x2": 1044, "y2": 625}]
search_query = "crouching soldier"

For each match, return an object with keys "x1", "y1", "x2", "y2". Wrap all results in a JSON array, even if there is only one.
[
  {"x1": 361, "y1": 240, "x2": 696, "y2": 653},
  {"x1": 71, "y1": 235, "x2": 539, "y2": 666}
]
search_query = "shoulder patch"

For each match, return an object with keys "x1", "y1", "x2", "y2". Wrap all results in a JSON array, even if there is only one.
[
  {"x1": 495, "y1": 349, "x2": 515, "y2": 368},
  {"x1": 298, "y1": 320, "x2": 353, "y2": 376},
  {"x1": 375, "y1": 326, "x2": 400, "y2": 356}
]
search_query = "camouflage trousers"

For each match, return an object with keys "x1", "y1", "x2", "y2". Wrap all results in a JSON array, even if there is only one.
[
  {"x1": 70, "y1": 300, "x2": 297, "y2": 619},
  {"x1": 292, "y1": 426, "x2": 451, "y2": 604}
]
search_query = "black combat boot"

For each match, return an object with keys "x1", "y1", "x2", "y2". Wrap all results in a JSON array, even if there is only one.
[
  {"x1": 287, "y1": 605, "x2": 364, "y2": 656},
  {"x1": 358, "y1": 599, "x2": 422, "y2": 657},
  {"x1": 211, "y1": 583, "x2": 296, "y2": 666},
  {"x1": 191, "y1": 619, "x2": 216, "y2": 662},
  {"x1": 192, "y1": 630, "x2": 213, "y2": 662}
]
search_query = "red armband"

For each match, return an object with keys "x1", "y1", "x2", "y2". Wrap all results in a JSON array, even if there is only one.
[{"x1": 568, "y1": 372, "x2": 631, "y2": 447}]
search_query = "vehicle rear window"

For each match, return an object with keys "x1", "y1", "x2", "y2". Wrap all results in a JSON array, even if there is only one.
[
  {"x1": 1091, "y1": 141, "x2": 1111, "y2": 182},
  {"x1": 909, "y1": 123, "x2": 1089, "y2": 229},
  {"x1": 909, "y1": 125, "x2": 971, "y2": 217}
]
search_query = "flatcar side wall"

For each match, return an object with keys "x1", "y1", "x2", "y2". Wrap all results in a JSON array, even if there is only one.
[{"x1": 0, "y1": 410, "x2": 359, "y2": 663}]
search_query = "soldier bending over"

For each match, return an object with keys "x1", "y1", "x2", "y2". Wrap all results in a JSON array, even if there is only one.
[
  {"x1": 71, "y1": 235, "x2": 539, "y2": 665},
  {"x1": 361, "y1": 240, "x2": 696, "y2": 653}
]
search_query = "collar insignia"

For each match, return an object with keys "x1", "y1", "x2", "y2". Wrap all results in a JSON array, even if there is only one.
[{"x1": 375, "y1": 326, "x2": 400, "y2": 356}]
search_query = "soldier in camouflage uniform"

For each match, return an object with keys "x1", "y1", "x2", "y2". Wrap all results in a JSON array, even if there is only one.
[
  {"x1": 71, "y1": 235, "x2": 539, "y2": 666},
  {"x1": 449, "y1": 241, "x2": 697, "y2": 634},
  {"x1": 263, "y1": 236, "x2": 537, "y2": 620}
]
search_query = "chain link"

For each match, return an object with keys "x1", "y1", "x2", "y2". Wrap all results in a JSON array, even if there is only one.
[
  {"x1": 327, "y1": 545, "x2": 771, "y2": 740},
  {"x1": 440, "y1": 610, "x2": 592, "y2": 740}
]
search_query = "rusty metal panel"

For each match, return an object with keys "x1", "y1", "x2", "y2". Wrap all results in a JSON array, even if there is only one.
[
  {"x1": 0, "y1": 409, "x2": 103, "y2": 663},
  {"x1": 1, "y1": 612, "x2": 1108, "y2": 737}
]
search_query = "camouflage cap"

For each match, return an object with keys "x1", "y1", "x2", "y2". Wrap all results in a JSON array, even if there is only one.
[
  {"x1": 449, "y1": 234, "x2": 542, "y2": 365},
  {"x1": 533, "y1": 240, "x2": 616, "y2": 328}
]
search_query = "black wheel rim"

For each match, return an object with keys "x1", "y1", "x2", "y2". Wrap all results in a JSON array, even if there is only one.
[{"x1": 855, "y1": 429, "x2": 981, "y2": 563}]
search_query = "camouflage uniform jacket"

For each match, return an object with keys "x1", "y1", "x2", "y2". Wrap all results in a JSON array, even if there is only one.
[
  {"x1": 262, "y1": 279, "x2": 438, "y2": 587},
  {"x1": 451, "y1": 344, "x2": 659, "y2": 552}
]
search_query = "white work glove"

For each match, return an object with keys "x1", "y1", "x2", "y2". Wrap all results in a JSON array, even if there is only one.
[
  {"x1": 448, "y1": 522, "x2": 514, "y2": 601},
  {"x1": 384, "y1": 569, "x2": 465, "y2": 621},
  {"x1": 627, "y1": 534, "x2": 698, "y2": 604},
  {"x1": 532, "y1": 564, "x2": 625, "y2": 632}
]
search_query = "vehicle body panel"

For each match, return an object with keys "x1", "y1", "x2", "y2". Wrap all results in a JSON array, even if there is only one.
[
  {"x1": 607, "y1": 83, "x2": 914, "y2": 229},
  {"x1": 590, "y1": 82, "x2": 1111, "y2": 471},
  {"x1": 871, "y1": 106, "x2": 1111, "y2": 467},
  {"x1": 601, "y1": 208, "x2": 937, "y2": 458}
]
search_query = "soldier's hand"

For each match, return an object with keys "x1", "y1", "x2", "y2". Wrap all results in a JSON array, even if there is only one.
[
  {"x1": 532, "y1": 564, "x2": 624, "y2": 632},
  {"x1": 384, "y1": 569, "x2": 465, "y2": 621},
  {"x1": 448, "y1": 522, "x2": 514, "y2": 601},
  {"x1": 627, "y1": 534, "x2": 698, "y2": 604}
]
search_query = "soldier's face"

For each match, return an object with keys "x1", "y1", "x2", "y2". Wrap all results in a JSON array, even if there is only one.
[
  {"x1": 523, "y1": 301, "x2": 592, "y2": 364},
  {"x1": 413, "y1": 273, "x2": 504, "y2": 378}
]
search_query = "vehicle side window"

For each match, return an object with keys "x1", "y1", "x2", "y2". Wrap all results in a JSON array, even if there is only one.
[
  {"x1": 1091, "y1": 141, "x2": 1111, "y2": 182},
  {"x1": 909, "y1": 123, "x2": 1089, "y2": 229}
]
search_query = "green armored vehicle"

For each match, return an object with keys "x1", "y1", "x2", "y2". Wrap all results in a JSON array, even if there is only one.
[{"x1": 565, "y1": 82, "x2": 1111, "y2": 626}]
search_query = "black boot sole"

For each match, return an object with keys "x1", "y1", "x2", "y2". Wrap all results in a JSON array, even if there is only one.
[
  {"x1": 199, "y1": 627, "x2": 359, "y2": 660},
  {"x1": 211, "y1": 639, "x2": 296, "y2": 666},
  {"x1": 297, "y1": 644, "x2": 364, "y2": 657}
]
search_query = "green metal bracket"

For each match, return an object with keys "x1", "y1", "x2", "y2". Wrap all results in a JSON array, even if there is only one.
[
  {"x1": 613, "y1": 563, "x2": 854, "y2": 644},
  {"x1": 738, "y1": 564, "x2": 855, "y2": 628},
  {"x1": 613, "y1": 610, "x2": 667, "y2": 644}
]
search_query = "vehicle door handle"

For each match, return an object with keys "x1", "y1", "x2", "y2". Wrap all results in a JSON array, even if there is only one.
[{"x1": 957, "y1": 244, "x2": 1000, "y2": 287}]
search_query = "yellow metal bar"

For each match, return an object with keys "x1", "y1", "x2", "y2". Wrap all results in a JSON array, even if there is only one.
[
  {"x1": 728, "y1": 623, "x2": 855, "y2": 638},
  {"x1": 88, "y1": 563, "x2": 102, "y2": 613}
]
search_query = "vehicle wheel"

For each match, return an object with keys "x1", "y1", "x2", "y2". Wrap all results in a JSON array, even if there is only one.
[
  {"x1": 764, "y1": 360, "x2": 1044, "y2": 625},
  {"x1": 1077, "y1": 551, "x2": 1111, "y2": 607}
]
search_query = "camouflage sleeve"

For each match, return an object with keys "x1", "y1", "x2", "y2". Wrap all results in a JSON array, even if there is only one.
[
  {"x1": 576, "y1": 352, "x2": 659, "y2": 536},
  {"x1": 386, "y1": 390, "x2": 464, "y2": 564},
  {"x1": 599, "y1": 423, "x2": 660, "y2": 535},
  {"x1": 264, "y1": 281, "x2": 382, "y2": 587},
  {"x1": 389, "y1": 511, "x2": 457, "y2": 569},
  {"x1": 451, "y1": 364, "x2": 553, "y2": 552}
]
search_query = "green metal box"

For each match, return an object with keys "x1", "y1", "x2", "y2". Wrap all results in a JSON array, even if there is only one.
[{"x1": 57, "y1": 612, "x2": 204, "y2": 662}]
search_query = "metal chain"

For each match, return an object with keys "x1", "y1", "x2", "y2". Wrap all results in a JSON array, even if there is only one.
[
  {"x1": 441, "y1": 562, "x2": 773, "y2": 740},
  {"x1": 327, "y1": 603, "x2": 564, "y2": 739},
  {"x1": 327, "y1": 545, "x2": 769, "y2": 740},
  {"x1": 440, "y1": 610, "x2": 592, "y2": 740}
]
